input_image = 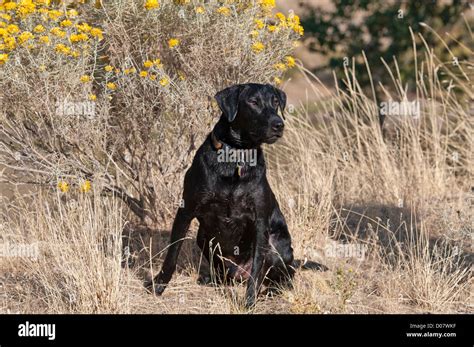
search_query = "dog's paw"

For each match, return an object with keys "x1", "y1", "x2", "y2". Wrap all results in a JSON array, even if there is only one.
[
  {"x1": 245, "y1": 298, "x2": 256, "y2": 310},
  {"x1": 196, "y1": 274, "x2": 212, "y2": 286},
  {"x1": 244, "y1": 293, "x2": 257, "y2": 309},
  {"x1": 154, "y1": 284, "x2": 166, "y2": 296},
  {"x1": 144, "y1": 280, "x2": 166, "y2": 296}
]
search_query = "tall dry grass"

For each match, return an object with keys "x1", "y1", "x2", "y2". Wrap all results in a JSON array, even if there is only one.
[
  {"x1": 1, "y1": 190, "x2": 132, "y2": 313},
  {"x1": 266, "y1": 25, "x2": 472, "y2": 313}
]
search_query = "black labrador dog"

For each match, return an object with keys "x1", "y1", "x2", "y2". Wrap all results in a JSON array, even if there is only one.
[{"x1": 146, "y1": 83, "x2": 299, "y2": 307}]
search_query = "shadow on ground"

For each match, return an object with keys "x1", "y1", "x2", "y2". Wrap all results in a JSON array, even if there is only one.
[
  {"x1": 121, "y1": 202, "x2": 472, "y2": 291},
  {"x1": 331, "y1": 203, "x2": 473, "y2": 269},
  {"x1": 121, "y1": 223, "x2": 206, "y2": 282}
]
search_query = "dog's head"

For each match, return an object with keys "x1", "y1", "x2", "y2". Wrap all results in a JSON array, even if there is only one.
[{"x1": 215, "y1": 83, "x2": 286, "y2": 145}]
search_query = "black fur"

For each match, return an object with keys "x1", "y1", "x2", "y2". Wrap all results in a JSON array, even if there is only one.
[{"x1": 146, "y1": 83, "x2": 302, "y2": 307}]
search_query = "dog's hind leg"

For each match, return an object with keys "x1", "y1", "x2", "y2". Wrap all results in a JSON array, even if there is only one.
[
  {"x1": 265, "y1": 235, "x2": 295, "y2": 285},
  {"x1": 265, "y1": 208, "x2": 295, "y2": 286}
]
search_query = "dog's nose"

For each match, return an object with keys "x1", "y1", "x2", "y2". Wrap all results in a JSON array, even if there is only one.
[{"x1": 272, "y1": 120, "x2": 284, "y2": 132}]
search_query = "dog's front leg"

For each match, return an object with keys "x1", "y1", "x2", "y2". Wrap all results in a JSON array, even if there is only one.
[
  {"x1": 245, "y1": 218, "x2": 269, "y2": 308},
  {"x1": 146, "y1": 208, "x2": 193, "y2": 295}
]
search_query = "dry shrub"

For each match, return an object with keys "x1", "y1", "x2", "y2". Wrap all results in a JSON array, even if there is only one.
[{"x1": 0, "y1": 0, "x2": 301, "y2": 225}]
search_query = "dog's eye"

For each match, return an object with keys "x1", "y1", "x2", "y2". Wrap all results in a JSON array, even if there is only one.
[
  {"x1": 248, "y1": 99, "x2": 259, "y2": 106},
  {"x1": 272, "y1": 97, "x2": 279, "y2": 108}
]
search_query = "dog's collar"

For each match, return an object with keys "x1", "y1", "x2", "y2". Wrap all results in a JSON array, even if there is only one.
[
  {"x1": 210, "y1": 131, "x2": 224, "y2": 150},
  {"x1": 210, "y1": 131, "x2": 247, "y2": 178}
]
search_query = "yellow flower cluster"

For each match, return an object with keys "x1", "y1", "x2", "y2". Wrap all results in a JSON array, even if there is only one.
[
  {"x1": 250, "y1": 9, "x2": 304, "y2": 57},
  {"x1": 80, "y1": 180, "x2": 91, "y2": 193},
  {"x1": 57, "y1": 180, "x2": 91, "y2": 193},
  {"x1": 168, "y1": 38, "x2": 179, "y2": 48},
  {"x1": 216, "y1": 6, "x2": 230, "y2": 16},
  {"x1": 285, "y1": 55, "x2": 296, "y2": 67},
  {"x1": 137, "y1": 57, "x2": 171, "y2": 85},
  {"x1": 57, "y1": 181, "x2": 69, "y2": 193},
  {"x1": 1, "y1": 1, "x2": 302, "y2": 95},
  {"x1": 143, "y1": 60, "x2": 153, "y2": 68},
  {"x1": 276, "y1": 12, "x2": 304, "y2": 36},
  {"x1": 259, "y1": 0, "x2": 275, "y2": 13},
  {"x1": 18, "y1": 30, "x2": 33, "y2": 44},
  {"x1": 123, "y1": 67, "x2": 136, "y2": 75},
  {"x1": 106, "y1": 82, "x2": 116, "y2": 90},
  {"x1": 251, "y1": 41, "x2": 265, "y2": 54},
  {"x1": 0, "y1": 52, "x2": 7, "y2": 64},
  {"x1": 0, "y1": 0, "x2": 103, "y2": 64},
  {"x1": 253, "y1": 12, "x2": 304, "y2": 36},
  {"x1": 270, "y1": 55, "x2": 296, "y2": 84},
  {"x1": 80, "y1": 74, "x2": 91, "y2": 83},
  {"x1": 144, "y1": 0, "x2": 159, "y2": 10},
  {"x1": 69, "y1": 33, "x2": 88, "y2": 43}
]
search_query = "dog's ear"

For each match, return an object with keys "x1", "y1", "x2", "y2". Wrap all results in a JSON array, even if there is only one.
[
  {"x1": 215, "y1": 84, "x2": 242, "y2": 123},
  {"x1": 273, "y1": 86, "x2": 287, "y2": 119}
]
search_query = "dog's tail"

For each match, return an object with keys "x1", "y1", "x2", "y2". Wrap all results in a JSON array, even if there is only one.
[{"x1": 292, "y1": 258, "x2": 328, "y2": 272}]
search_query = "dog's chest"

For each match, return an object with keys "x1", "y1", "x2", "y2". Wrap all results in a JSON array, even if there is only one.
[
  {"x1": 197, "y1": 184, "x2": 257, "y2": 224},
  {"x1": 196, "y1": 185, "x2": 256, "y2": 251}
]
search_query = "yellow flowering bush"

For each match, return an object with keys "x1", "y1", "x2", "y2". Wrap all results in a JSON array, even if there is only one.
[
  {"x1": 0, "y1": 0, "x2": 103, "y2": 61},
  {"x1": 0, "y1": 0, "x2": 302, "y2": 225}
]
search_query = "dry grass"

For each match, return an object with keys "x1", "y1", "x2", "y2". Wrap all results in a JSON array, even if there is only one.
[
  {"x1": 1, "y1": 190, "x2": 132, "y2": 313},
  {"x1": 0, "y1": 1, "x2": 472, "y2": 314},
  {"x1": 265, "y1": 26, "x2": 473, "y2": 313}
]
